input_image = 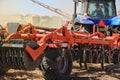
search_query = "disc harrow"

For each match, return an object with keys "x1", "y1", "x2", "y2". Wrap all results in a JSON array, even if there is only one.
[
  {"x1": 0, "y1": 21, "x2": 120, "y2": 80},
  {"x1": 0, "y1": 40, "x2": 40, "y2": 70}
]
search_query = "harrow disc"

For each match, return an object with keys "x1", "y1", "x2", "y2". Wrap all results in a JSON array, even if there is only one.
[{"x1": 0, "y1": 39, "x2": 41, "y2": 70}]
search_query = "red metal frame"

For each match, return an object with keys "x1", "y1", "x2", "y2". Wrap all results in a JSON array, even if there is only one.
[{"x1": 5, "y1": 21, "x2": 120, "y2": 61}]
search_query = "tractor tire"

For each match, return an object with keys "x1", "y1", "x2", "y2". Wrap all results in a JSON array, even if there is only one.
[
  {"x1": 41, "y1": 48, "x2": 72, "y2": 80},
  {"x1": 113, "y1": 52, "x2": 120, "y2": 64}
]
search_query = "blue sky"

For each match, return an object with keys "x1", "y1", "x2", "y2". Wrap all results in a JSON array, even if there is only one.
[
  {"x1": 0, "y1": 0, "x2": 120, "y2": 16},
  {"x1": 0, "y1": 0, "x2": 74, "y2": 16}
]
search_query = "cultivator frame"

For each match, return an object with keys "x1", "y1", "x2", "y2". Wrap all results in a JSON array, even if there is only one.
[{"x1": 0, "y1": 22, "x2": 120, "y2": 80}]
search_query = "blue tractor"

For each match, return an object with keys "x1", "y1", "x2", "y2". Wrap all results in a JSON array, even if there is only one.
[
  {"x1": 72, "y1": 0, "x2": 120, "y2": 35},
  {"x1": 70, "y1": 0, "x2": 120, "y2": 70}
]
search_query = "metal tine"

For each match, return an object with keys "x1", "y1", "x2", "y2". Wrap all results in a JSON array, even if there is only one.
[
  {"x1": 6, "y1": 48, "x2": 9, "y2": 68},
  {"x1": 15, "y1": 48, "x2": 20, "y2": 69}
]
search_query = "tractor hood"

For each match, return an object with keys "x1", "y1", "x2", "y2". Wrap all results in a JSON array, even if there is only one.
[
  {"x1": 76, "y1": 15, "x2": 94, "y2": 24},
  {"x1": 76, "y1": 15, "x2": 120, "y2": 26},
  {"x1": 111, "y1": 16, "x2": 120, "y2": 26},
  {"x1": 87, "y1": 18, "x2": 111, "y2": 25}
]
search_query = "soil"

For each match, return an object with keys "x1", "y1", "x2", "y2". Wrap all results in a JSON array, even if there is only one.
[{"x1": 0, "y1": 62, "x2": 120, "y2": 80}]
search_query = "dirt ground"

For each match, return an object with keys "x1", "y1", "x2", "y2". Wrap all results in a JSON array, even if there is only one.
[{"x1": 0, "y1": 62, "x2": 120, "y2": 80}]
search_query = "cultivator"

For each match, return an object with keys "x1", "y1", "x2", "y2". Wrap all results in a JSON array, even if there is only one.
[
  {"x1": 0, "y1": 21, "x2": 120, "y2": 80},
  {"x1": 0, "y1": 0, "x2": 119, "y2": 79}
]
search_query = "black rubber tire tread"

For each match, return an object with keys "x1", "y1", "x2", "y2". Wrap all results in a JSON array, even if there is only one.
[
  {"x1": 113, "y1": 52, "x2": 119, "y2": 64},
  {"x1": 41, "y1": 48, "x2": 72, "y2": 80}
]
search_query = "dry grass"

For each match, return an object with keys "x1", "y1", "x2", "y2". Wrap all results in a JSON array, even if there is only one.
[{"x1": 0, "y1": 62, "x2": 120, "y2": 80}]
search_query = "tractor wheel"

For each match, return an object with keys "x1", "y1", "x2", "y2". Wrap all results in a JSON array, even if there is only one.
[
  {"x1": 113, "y1": 52, "x2": 120, "y2": 64},
  {"x1": 41, "y1": 48, "x2": 72, "y2": 80}
]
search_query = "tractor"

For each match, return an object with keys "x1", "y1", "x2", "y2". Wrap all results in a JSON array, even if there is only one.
[{"x1": 72, "y1": 0, "x2": 120, "y2": 35}]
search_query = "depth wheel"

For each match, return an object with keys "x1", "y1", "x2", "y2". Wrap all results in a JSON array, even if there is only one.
[{"x1": 41, "y1": 48, "x2": 72, "y2": 80}]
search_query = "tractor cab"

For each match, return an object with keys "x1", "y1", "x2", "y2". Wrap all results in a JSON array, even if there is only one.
[
  {"x1": 72, "y1": 0, "x2": 119, "y2": 35},
  {"x1": 73, "y1": 0, "x2": 117, "y2": 19},
  {"x1": 80, "y1": 0, "x2": 116, "y2": 19}
]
